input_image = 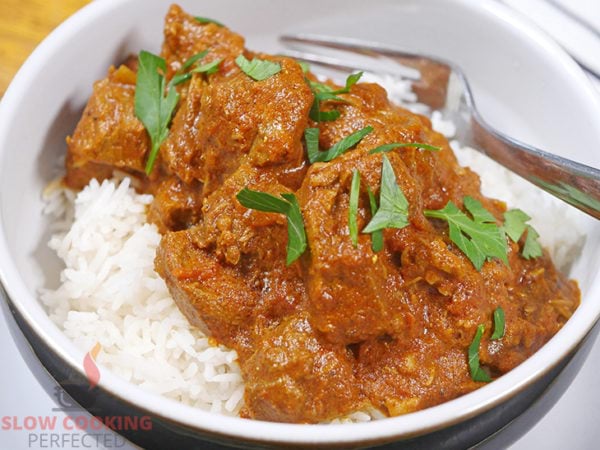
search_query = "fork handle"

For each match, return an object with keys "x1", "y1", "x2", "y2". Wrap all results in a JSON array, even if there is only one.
[{"x1": 469, "y1": 114, "x2": 600, "y2": 219}]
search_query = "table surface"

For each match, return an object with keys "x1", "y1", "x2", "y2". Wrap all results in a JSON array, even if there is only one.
[{"x1": 1, "y1": 1, "x2": 600, "y2": 449}]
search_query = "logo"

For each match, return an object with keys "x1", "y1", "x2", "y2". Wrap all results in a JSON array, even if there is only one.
[
  {"x1": 3, "y1": 342, "x2": 153, "y2": 448},
  {"x1": 83, "y1": 342, "x2": 102, "y2": 390}
]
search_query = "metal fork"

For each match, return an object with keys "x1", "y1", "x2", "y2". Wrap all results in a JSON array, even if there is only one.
[{"x1": 281, "y1": 33, "x2": 600, "y2": 220}]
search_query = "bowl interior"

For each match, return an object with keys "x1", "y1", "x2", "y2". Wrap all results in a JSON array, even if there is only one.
[{"x1": 1, "y1": 0, "x2": 600, "y2": 446}]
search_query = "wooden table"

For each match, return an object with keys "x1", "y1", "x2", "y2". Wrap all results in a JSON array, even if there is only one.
[{"x1": 0, "y1": 0, "x2": 90, "y2": 96}]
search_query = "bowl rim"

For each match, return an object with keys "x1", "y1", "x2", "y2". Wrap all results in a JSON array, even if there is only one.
[{"x1": 1, "y1": 0, "x2": 600, "y2": 446}]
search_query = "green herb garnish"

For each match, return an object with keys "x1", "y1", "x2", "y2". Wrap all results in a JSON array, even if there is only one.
[
  {"x1": 502, "y1": 209, "x2": 542, "y2": 260},
  {"x1": 298, "y1": 61, "x2": 310, "y2": 74},
  {"x1": 349, "y1": 170, "x2": 361, "y2": 248},
  {"x1": 190, "y1": 58, "x2": 222, "y2": 76},
  {"x1": 369, "y1": 142, "x2": 441, "y2": 154},
  {"x1": 168, "y1": 51, "x2": 223, "y2": 87},
  {"x1": 425, "y1": 197, "x2": 508, "y2": 271},
  {"x1": 366, "y1": 185, "x2": 384, "y2": 252},
  {"x1": 503, "y1": 209, "x2": 529, "y2": 242},
  {"x1": 312, "y1": 109, "x2": 341, "y2": 122},
  {"x1": 235, "y1": 55, "x2": 281, "y2": 81},
  {"x1": 310, "y1": 71, "x2": 362, "y2": 97},
  {"x1": 135, "y1": 51, "x2": 180, "y2": 175},
  {"x1": 308, "y1": 72, "x2": 362, "y2": 122},
  {"x1": 305, "y1": 126, "x2": 373, "y2": 163},
  {"x1": 236, "y1": 188, "x2": 307, "y2": 265},
  {"x1": 491, "y1": 307, "x2": 505, "y2": 340},
  {"x1": 363, "y1": 155, "x2": 410, "y2": 233},
  {"x1": 469, "y1": 324, "x2": 492, "y2": 382},
  {"x1": 181, "y1": 50, "x2": 208, "y2": 72},
  {"x1": 194, "y1": 16, "x2": 224, "y2": 27},
  {"x1": 522, "y1": 226, "x2": 542, "y2": 260}
]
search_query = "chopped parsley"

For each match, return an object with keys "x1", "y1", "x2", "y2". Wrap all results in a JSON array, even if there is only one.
[
  {"x1": 369, "y1": 142, "x2": 441, "y2": 154},
  {"x1": 424, "y1": 197, "x2": 508, "y2": 271},
  {"x1": 349, "y1": 170, "x2": 361, "y2": 248},
  {"x1": 491, "y1": 307, "x2": 505, "y2": 340},
  {"x1": 298, "y1": 61, "x2": 310, "y2": 74},
  {"x1": 308, "y1": 72, "x2": 362, "y2": 122},
  {"x1": 502, "y1": 209, "x2": 542, "y2": 259},
  {"x1": 304, "y1": 126, "x2": 373, "y2": 163},
  {"x1": 235, "y1": 55, "x2": 281, "y2": 81},
  {"x1": 363, "y1": 155, "x2": 410, "y2": 233},
  {"x1": 522, "y1": 226, "x2": 542, "y2": 259},
  {"x1": 194, "y1": 16, "x2": 224, "y2": 27},
  {"x1": 135, "y1": 51, "x2": 180, "y2": 175},
  {"x1": 366, "y1": 186, "x2": 384, "y2": 252},
  {"x1": 190, "y1": 58, "x2": 222, "y2": 76},
  {"x1": 468, "y1": 324, "x2": 491, "y2": 382},
  {"x1": 168, "y1": 51, "x2": 222, "y2": 87},
  {"x1": 502, "y1": 209, "x2": 530, "y2": 242},
  {"x1": 236, "y1": 188, "x2": 307, "y2": 265},
  {"x1": 312, "y1": 109, "x2": 341, "y2": 122}
]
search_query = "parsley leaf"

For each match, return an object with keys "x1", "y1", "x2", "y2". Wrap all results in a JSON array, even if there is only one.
[
  {"x1": 194, "y1": 16, "x2": 224, "y2": 27},
  {"x1": 168, "y1": 51, "x2": 222, "y2": 87},
  {"x1": 236, "y1": 188, "x2": 307, "y2": 265},
  {"x1": 366, "y1": 185, "x2": 384, "y2": 252},
  {"x1": 362, "y1": 155, "x2": 410, "y2": 233},
  {"x1": 369, "y1": 142, "x2": 441, "y2": 154},
  {"x1": 502, "y1": 209, "x2": 542, "y2": 259},
  {"x1": 309, "y1": 71, "x2": 362, "y2": 98},
  {"x1": 180, "y1": 50, "x2": 209, "y2": 72},
  {"x1": 304, "y1": 126, "x2": 373, "y2": 163},
  {"x1": 308, "y1": 72, "x2": 362, "y2": 122},
  {"x1": 190, "y1": 58, "x2": 222, "y2": 76},
  {"x1": 298, "y1": 61, "x2": 310, "y2": 74},
  {"x1": 468, "y1": 324, "x2": 492, "y2": 382},
  {"x1": 523, "y1": 226, "x2": 542, "y2": 259},
  {"x1": 235, "y1": 55, "x2": 281, "y2": 81},
  {"x1": 425, "y1": 197, "x2": 508, "y2": 271},
  {"x1": 311, "y1": 109, "x2": 341, "y2": 122},
  {"x1": 342, "y1": 72, "x2": 363, "y2": 91},
  {"x1": 349, "y1": 170, "x2": 361, "y2": 248},
  {"x1": 502, "y1": 209, "x2": 530, "y2": 242},
  {"x1": 135, "y1": 51, "x2": 180, "y2": 175},
  {"x1": 169, "y1": 73, "x2": 193, "y2": 88},
  {"x1": 490, "y1": 307, "x2": 505, "y2": 340}
]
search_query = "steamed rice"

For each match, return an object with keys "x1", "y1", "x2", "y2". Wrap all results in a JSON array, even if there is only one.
[
  {"x1": 41, "y1": 178, "x2": 245, "y2": 415},
  {"x1": 40, "y1": 75, "x2": 586, "y2": 421}
]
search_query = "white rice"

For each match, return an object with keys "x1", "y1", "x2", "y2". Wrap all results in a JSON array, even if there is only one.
[
  {"x1": 41, "y1": 178, "x2": 244, "y2": 416},
  {"x1": 40, "y1": 74, "x2": 585, "y2": 421}
]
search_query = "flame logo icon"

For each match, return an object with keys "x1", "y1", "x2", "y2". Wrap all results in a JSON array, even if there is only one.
[{"x1": 83, "y1": 342, "x2": 101, "y2": 390}]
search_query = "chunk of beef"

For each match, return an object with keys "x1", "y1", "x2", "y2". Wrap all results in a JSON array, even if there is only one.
[
  {"x1": 155, "y1": 226, "x2": 257, "y2": 356},
  {"x1": 161, "y1": 4, "x2": 245, "y2": 76},
  {"x1": 298, "y1": 150, "x2": 425, "y2": 344},
  {"x1": 241, "y1": 313, "x2": 367, "y2": 423},
  {"x1": 65, "y1": 65, "x2": 148, "y2": 189},
  {"x1": 156, "y1": 166, "x2": 308, "y2": 356},
  {"x1": 354, "y1": 335, "x2": 478, "y2": 416},
  {"x1": 161, "y1": 56, "x2": 312, "y2": 192},
  {"x1": 147, "y1": 176, "x2": 204, "y2": 232}
]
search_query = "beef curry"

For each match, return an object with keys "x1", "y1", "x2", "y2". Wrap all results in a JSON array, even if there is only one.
[{"x1": 64, "y1": 4, "x2": 580, "y2": 423}]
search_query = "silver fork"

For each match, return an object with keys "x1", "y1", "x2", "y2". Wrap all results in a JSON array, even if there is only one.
[{"x1": 281, "y1": 33, "x2": 600, "y2": 220}]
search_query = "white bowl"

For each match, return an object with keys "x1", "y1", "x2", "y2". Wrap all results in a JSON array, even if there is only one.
[{"x1": 1, "y1": 0, "x2": 600, "y2": 448}]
